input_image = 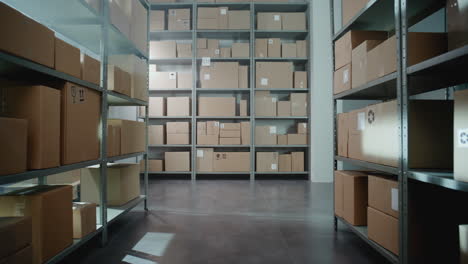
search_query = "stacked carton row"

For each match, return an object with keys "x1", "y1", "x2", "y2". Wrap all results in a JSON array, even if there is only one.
[
  {"x1": 108, "y1": 55, "x2": 149, "y2": 101},
  {"x1": 107, "y1": 120, "x2": 146, "y2": 157},
  {"x1": 256, "y1": 92, "x2": 307, "y2": 116},
  {"x1": 150, "y1": 69, "x2": 193, "y2": 90},
  {"x1": 256, "y1": 39, "x2": 308, "y2": 58},
  {"x1": 149, "y1": 122, "x2": 191, "y2": 145},
  {"x1": 198, "y1": 39, "x2": 250, "y2": 58},
  {"x1": 256, "y1": 123, "x2": 307, "y2": 145},
  {"x1": 151, "y1": 9, "x2": 191, "y2": 31},
  {"x1": 198, "y1": 7, "x2": 250, "y2": 30},
  {"x1": 197, "y1": 122, "x2": 250, "y2": 145},
  {"x1": 257, "y1": 152, "x2": 304, "y2": 172}
]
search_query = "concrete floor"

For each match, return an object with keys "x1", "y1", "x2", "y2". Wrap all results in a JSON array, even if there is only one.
[{"x1": 64, "y1": 180, "x2": 389, "y2": 264}]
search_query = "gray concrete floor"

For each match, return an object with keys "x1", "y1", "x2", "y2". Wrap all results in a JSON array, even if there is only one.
[{"x1": 64, "y1": 180, "x2": 389, "y2": 264}]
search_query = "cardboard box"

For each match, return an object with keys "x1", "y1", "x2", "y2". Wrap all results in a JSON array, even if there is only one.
[
  {"x1": 168, "y1": 9, "x2": 191, "y2": 31},
  {"x1": 131, "y1": 0, "x2": 148, "y2": 54},
  {"x1": 149, "y1": 97, "x2": 165, "y2": 116},
  {"x1": 279, "y1": 154, "x2": 292, "y2": 172},
  {"x1": 368, "y1": 174, "x2": 399, "y2": 218},
  {"x1": 198, "y1": 18, "x2": 218, "y2": 29},
  {"x1": 167, "y1": 122, "x2": 189, "y2": 134},
  {"x1": 214, "y1": 152, "x2": 250, "y2": 172},
  {"x1": 337, "y1": 113, "x2": 348, "y2": 157},
  {"x1": 220, "y1": 123, "x2": 240, "y2": 130},
  {"x1": 220, "y1": 47, "x2": 231, "y2": 58},
  {"x1": 220, "y1": 138, "x2": 241, "y2": 145},
  {"x1": 0, "y1": 3, "x2": 55, "y2": 68},
  {"x1": 257, "y1": 13, "x2": 282, "y2": 30},
  {"x1": 0, "y1": 118, "x2": 27, "y2": 176},
  {"x1": 277, "y1": 134, "x2": 287, "y2": 145},
  {"x1": 197, "y1": 121, "x2": 207, "y2": 136},
  {"x1": 287, "y1": 134, "x2": 307, "y2": 145},
  {"x1": 455, "y1": 89, "x2": 468, "y2": 182},
  {"x1": 72, "y1": 202, "x2": 96, "y2": 239},
  {"x1": 150, "y1": 71, "x2": 177, "y2": 90},
  {"x1": 282, "y1": 43, "x2": 297, "y2": 58},
  {"x1": 336, "y1": 171, "x2": 367, "y2": 226},
  {"x1": 277, "y1": 101, "x2": 291, "y2": 116},
  {"x1": 108, "y1": 120, "x2": 145, "y2": 154},
  {"x1": 196, "y1": 148, "x2": 214, "y2": 172},
  {"x1": 81, "y1": 164, "x2": 140, "y2": 206},
  {"x1": 256, "y1": 62, "x2": 293, "y2": 88},
  {"x1": 198, "y1": 38, "x2": 207, "y2": 49},
  {"x1": 81, "y1": 54, "x2": 100, "y2": 85},
  {"x1": 256, "y1": 152, "x2": 278, "y2": 172},
  {"x1": 0, "y1": 185, "x2": 73, "y2": 264},
  {"x1": 238, "y1": 66, "x2": 249, "y2": 89},
  {"x1": 342, "y1": 0, "x2": 368, "y2": 26},
  {"x1": 228, "y1": 10, "x2": 250, "y2": 29},
  {"x1": 347, "y1": 109, "x2": 365, "y2": 161},
  {"x1": 167, "y1": 97, "x2": 190, "y2": 116},
  {"x1": 255, "y1": 91, "x2": 277, "y2": 116},
  {"x1": 107, "y1": 125, "x2": 116, "y2": 157},
  {"x1": 108, "y1": 55, "x2": 148, "y2": 102},
  {"x1": 55, "y1": 38, "x2": 80, "y2": 78},
  {"x1": 291, "y1": 152, "x2": 304, "y2": 171},
  {"x1": 296, "y1": 40, "x2": 308, "y2": 57},
  {"x1": 291, "y1": 93, "x2": 307, "y2": 116},
  {"x1": 0, "y1": 217, "x2": 32, "y2": 260},
  {"x1": 110, "y1": 0, "x2": 130, "y2": 39},
  {"x1": 1, "y1": 84, "x2": 61, "y2": 169},
  {"x1": 167, "y1": 134, "x2": 190, "y2": 144},
  {"x1": 178, "y1": 72, "x2": 192, "y2": 89},
  {"x1": 267, "y1": 38, "x2": 281, "y2": 57},
  {"x1": 220, "y1": 130, "x2": 241, "y2": 138},
  {"x1": 447, "y1": 0, "x2": 468, "y2": 50},
  {"x1": 351, "y1": 40, "x2": 383, "y2": 88},
  {"x1": 149, "y1": 125, "x2": 164, "y2": 145},
  {"x1": 150, "y1": 10, "x2": 165, "y2": 31},
  {"x1": 240, "y1": 99, "x2": 248, "y2": 116},
  {"x1": 218, "y1": 7, "x2": 229, "y2": 29},
  {"x1": 297, "y1": 123, "x2": 307, "y2": 134},
  {"x1": 207, "y1": 121, "x2": 220, "y2": 135},
  {"x1": 165, "y1": 152, "x2": 190, "y2": 171},
  {"x1": 333, "y1": 171, "x2": 343, "y2": 218},
  {"x1": 177, "y1": 43, "x2": 192, "y2": 58},
  {"x1": 282, "y1": 12, "x2": 306, "y2": 30},
  {"x1": 141, "y1": 159, "x2": 164, "y2": 172},
  {"x1": 241, "y1": 122, "x2": 250, "y2": 145},
  {"x1": 294, "y1": 71, "x2": 308, "y2": 89},
  {"x1": 255, "y1": 126, "x2": 277, "y2": 145},
  {"x1": 334, "y1": 30, "x2": 387, "y2": 70},
  {"x1": 108, "y1": 65, "x2": 132, "y2": 96},
  {"x1": 334, "y1": 64, "x2": 351, "y2": 94},
  {"x1": 199, "y1": 62, "x2": 239, "y2": 89},
  {"x1": 198, "y1": 7, "x2": 218, "y2": 29},
  {"x1": 232, "y1": 43, "x2": 249, "y2": 57},
  {"x1": 198, "y1": 135, "x2": 219, "y2": 145},
  {"x1": 150, "y1": 41, "x2": 176, "y2": 59},
  {"x1": 197, "y1": 39, "x2": 220, "y2": 57},
  {"x1": 198, "y1": 97, "x2": 236, "y2": 116},
  {"x1": 368, "y1": 207, "x2": 399, "y2": 255},
  {"x1": 255, "y1": 38, "x2": 268, "y2": 57},
  {"x1": 366, "y1": 36, "x2": 396, "y2": 82}
]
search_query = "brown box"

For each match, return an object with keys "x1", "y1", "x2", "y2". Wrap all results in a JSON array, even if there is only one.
[
  {"x1": 199, "y1": 62, "x2": 239, "y2": 89},
  {"x1": 277, "y1": 101, "x2": 291, "y2": 116},
  {"x1": 336, "y1": 171, "x2": 368, "y2": 226},
  {"x1": 168, "y1": 8, "x2": 191, "y2": 30},
  {"x1": 256, "y1": 62, "x2": 293, "y2": 88},
  {"x1": 291, "y1": 93, "x2": 307, "y2": 116},
  {"x1": 347, "y1": 109, "x2": 365, "y2": 161},
  {"x1": 291, "y1": 152, "x2": 304, "y2": 172},
  {"x1": 366, "y1": 36, "x2": 396, "y2": 82},
  {"x1": 238, "y1": 66, "x2": 249, "y2": 89},
  {"x1": 167, "y1": 97, "x2": 190, "y2": 116},
  {"x1": 108, "y1": 65, "x2": 132, "y2": 96},
  {"x1": 333, "y1": 171, "x2": 345, "y2": 218},
  {"x1": 197, "y1": 121, "x2": 207, "y2": 136},
  {"x1": 198, "y1": 18, "x2": 218, "y2": 29},
  {"x1": 267, "y1": 38, "x2": 281, "y2": 57},
  {"x1": 0, "y1": 217, "x2": 32, "y2": 260},
  {"x1": 198, "y1": 38, "x2": 207, "y2": 49},
  {"x1": 207, "y1": 121, "x2": 220, "y2": 135},
  {"x1": 72, "y1": 202, "x2": 96, "y2": 239},
  {"x1": 55, "y1": 37, "x2": 81, "y2": 78},
  {"x1": 228, "y1": 10, "x2": 250, "y2": 29},
  {"x1": 0, "y1": 185, "x2": 73, "y2": 264},
  {"x1": 167, "y1": 122, "x2": 190, "y2": 134},
  {"x1": 167, "y1": 134, "x2": 190, "y2": 144},
  {"x1": 0, "y1": 3, "x2": 55, "y2": 68},
  {"x1": 130, "y1": 55, "x2": 149, "y2": 102},
  {"x1": 220, "y1": 47, "x2": 231, "y2": 58},
  {"x1": 198, "y1": 135, "x2": 219, "y2": 145},
  {"x1": 198, "y1": 7, "x2": 218, "y2": 29},
  {"x1": 131, "y1": 0, "x2": 148, "y2": 54},
  {"x1": 282, "y1": 43, "x2": 297, "y2": 57},
  {"x1": 334, "y1": 64, "x2": 351, "y2": 94},
  {"x1": 282, "y1": 12, "x2": 306, "y2": 30},
  {"x1": 149, "y1": 97, "x2": 165, "y2": 116},
  {"x1": 279, "y1": 154, "x2": 292, "y2": 172},
  {"x1": 368, "y1": 207, "x2": 399, "y2": 255},
  {"x1": 81, "y1": 163, "x2": 140, "y2": 206},
  {"x1": 108, "y1": 120, "x2": 145, "y2": 154},
  {"x1": 198, "y1": 97, "x2": 236, "y2": 116},
  {"x1": 342, "y1": 0, "x2": 368, "y2": 26},
  {"x1": 165, "y1": 152, "x2": 190, "y2": 171},
  {"x1": 255, "y1": 38, "x2": 268, "y2": 57},
  {"x1": 255, "y1": 126, "x2": 277, "y2": 145},
  {"x1": 240, "y1": 100, "x2": 248, "y2": 116},
  {"x1": 218, "y1": 7, "x2": 229, "y2": 29},
  {"x1": 447, "y1": 0, "x2": 468, "y2": 50},
  {"x1": 255, "y1": 91, "x2": 277, "y2": 116},
  {"x1": 213, "y1": 152, "x2": 250, "y2": 172},
  {"x1": 297, "y1": 122, "x2": 307, "y2": 134},
  {"x1": 150, "y1": 10, "x2": 165, "y2": 31},
  {"x1": 178, "y1": 72, "x2": 192, "y2": 89},
  {"x1": 220, "y1": 130, "x2": 241, "y2": 138},
  {"x1": 351, "y1": 40, "x2": 383, "y2": 88},
  {"x1": 287, "y1": 134, "x2": 307, "y2": 145},
  {"x1": 337, "y1": 112, "x2": 348, "y2": 157},
  {"x1": 141, "y1": 159, "x2": 164, "y2": 172},
  {"x1": 294, "y1": 71, "x2": 308, "y2": 89},
  {"x1": 232, "y1": 43, "x2": 249, "y2": 57},
  {"x1": 149, "y1": 125, "x2": 164, "y2": 145},
  {"x1": 455, "y1": 89, "x2": 468, "y2": 182},
  {"x1": 177, "y1": 43, "x2": 192, "y2": 58},
  {"x1": 257, "y1": 13, "x2": 282, "y2": 30},
  {"x1": 277, "y1": 134, "x2": 287, "y2": 145},
  {"x1": 81, "y1": 54, "x2": 101, "y2": 85},
  {"x1": 150, "y1": 71, "x2": 177, "y2": 90},
  {"x1": 150, "y1": 41, "x2": 177, "y2": 59},
  {"x1": 197, "y1": 148, "x2": 214, "y2": 172},
  {"x1": 368, "y1": 174, "x2": 399, "y2": 218},
  {"x1": 241, "y1": 122, "x2": 250, "y2": 145},
  {"x1": 296, "y1": 40, "x2": 308, "y2": 57},
  {"x1": 256, "y1": 152, "x2": 278, "y2": 172},
  {"x1": 107, "y1": 125, "x2": 119, "y2": 157},
  {"x1": 220, "y1": 123, "x2": 240, "y2": 130},
  {"x1": 220, "y1": 138, "x2": 241, "y2": 145},
  {"x1": 0, "y1": 118, "x2": 27, "y2": 176}
]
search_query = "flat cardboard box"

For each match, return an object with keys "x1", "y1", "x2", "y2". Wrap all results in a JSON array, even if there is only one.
[
  {"x1": 337, "y1": 112, "x2": 348, "y2": 157},
  {"x1": 268, "y1": 38, "x2": 281, "y2": 58},
  {"x1": 72, "y1": 202, "x2": 96, "y2": 239},
  {"x1": 220, "y1": 47, "x2": 231, "y2": 58},
  {"x1": 167, "y1": 97, "x2": 190, "y2": 116},
  {"x1": 228, "y1": 10, "x2": 250, "y2": 29},
  {"x1": 334, "y1": 64, "x2": 351, "y2": 94},
  {"x1": 368, "y1": 174, "x2": 399, "y2": 218},
  {"x1": 291, "y1": 152, "x2": 304, "y2": 172},
  {"x1": 167, "y1": 134, "x2": 190, "y2": 144},
  {"x1": 240, "y1": 99, "x2": 248, "y2": 116},
  {"x1": 0, "y1": 185, "x2": 73, "y2": 264},
  {"x1": 238, "y1": 66, "x2": 249, "y2": 89},
  {"x1": 255, "y1": 126, "x2": 277, "y2": 145},
  {"x1": 368, "y1": 207, "x2": 399, "y2": 255},
  {"x1": 167, "y1": 122, "x2": 190, "y2": 134},
  {"x1": 165, "y1": 152, "x2": 190, "y2": 171},
  {"x1": 0, "y1": 118, "x2": 27, "y2": 175},
  {"x1": 108, "y1": 65, "x2": 132, "y2": 96},
  {"x1": 149, "y1": 97, "x2": 165, "y2": 116},
  {"x1": 282, "y1": 12, "x2": 306, "y2": 30},
  {"x1": 198, "y1": 135, "x2": 219, "y2": 145},
  {"x1": 150, "y1": 41, "x2": 177, "y2": 59},
  {"x1": 296, "y1": 40, "x2": 308, "y2": 58},
  {"x1": 455, "y1": 89, "x2": 468, "y2": 182},
  {"x1": 279, "y1": 154, "x2": 292, "y2": 172},
  {"x1": 339, "y1": 171, "x2": 368, "y2": 226},
  {"x1": 177, "y1": 43, "x2": 192, "y2": 58},
  {"x1": 177, "y1": 72, "x2": 193, "y2": 89},
  {"x1": 277, "y1": 134, "x2": 287, "y2": 145},
  {"x1": 199, "y1": 62, "x2": 239, "y2": 89},
  {"x1": 198, "y1": 97, "x2": 236, "y2": 116},
  {"x1": 131, "y1": 0, "x2": 148, "y2": 54},
  {"x1": 0, "y1": 3, "x2": 55, "y2": 68},
  {"x1": 197, "y1": 148, "x2": 214, "y2": 172},
  {"x1": 168, "y1": 9, "x2": 191, "y2": 31},
  {"x1": 256, "y1": 152, "x2": 278, "y2": 172},
  {"x1": 257, "y1": 13, "x2": 282, "y2": 30},
  {"x1": 109, "y1": 0, "x2": 130, "y2": 39},
  {"x1": 255, "y1": 91, "x2": 277, "y2": 116},
  {"x1": 55, "y1": 38, "x2": 80, "y2": 78},
  {"x1": 277, "y1": 101, "x2": 291, "y2": 116},
  {"x1": 351, "y1": 40, "x2": 383, "y2": 88},
  {"x1": 256, "y1": 62, "x2": 293, "y2": 88},
  {"x1": 298, "y1": 123, "x2": 307, "y2": 134},
  {"x1": 447, "y1": 0, "x2": 468, "y2": 50},
  {"x1": 255, "y1": 39, "x2": 268, "y2": 57},
  {"x1": 241, "y1": 122, "x2": 250, "y2": 145},
  {"x1": 214, "y1": 152, "x2": 250, "y2": 172},
  {"x1": 342, "y1": 0, "x2": 368, "y2": 26},
  {"x1": 0, "y1": 217, "x2": 32, "y2": 260},
  {"x1": 291, "y1": 93, "x2": 307, "y2": 116},
  {"x1": 150, "y1": 71, "x2": 177, "y2": 90},
  {"x1": 150, "y1": 10, "x2": 165, "y2": 31},
  {"x1": 149, "y1": 125, "x2": 164, "y2": 145},
  {"x1": 220, "y1": 130, "x2": 241, "y2": 138},
  {"x1": 81, "y1": 54, "x2": 100, "y2": 85},
  {"x1": 282, "y1": 43, "x2": 297, "y2": 58},
  {"x1": 232, "y1": 43, "x2": 249, "y2": 57},
  {"x1": 218, "y1": 7, "x2": 229, "y2": 29},
  {"x1": 81, "y1": 164, "x2": 140, "y2": 206},
  {"x1": 294, "y1": 71, "x2": 308, "y2": 89},
  {"x1": 108, "y1": 120, "x2": 145, "y2": 154},
  {"x1": 220, "y1": 138, "x2": 241, "y2": 145},
  {"x1": 287, "y1": 134, "x2": 307, "y2": 145}
]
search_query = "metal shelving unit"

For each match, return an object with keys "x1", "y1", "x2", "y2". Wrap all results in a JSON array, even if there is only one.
[
  {"x1": 0, "y1": 0, "x2": 151, "y2": 262},
  {"x1": 149, "y1": 1, "x2": 310, "y2": 180}
]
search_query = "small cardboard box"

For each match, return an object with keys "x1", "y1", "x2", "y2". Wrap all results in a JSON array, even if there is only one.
[
  {"x1": 238, "y1": 66, "x2": 249, "y2": 89},
  {"x1": 257, "y1": 13, "x2": 282, "y2": 30},
  {"x1": 228, "y1": 10, "x2": 250, "y2": 29},
  {"x1": 220, "y1": 47, "x2": 231, "y2": 58},
  {"x1": 366, "y1": 36, "x2": 397, "y2": 82},
  {"x1": 240, "y1": 99, "x2": 248, "y2": 116},
  {"x1": 279, "y1": 154, "x2": 292, "y2": 172},
  {"x1": 168, "y1": 8, "x2": 191, "y2": 30},
  {"x1": 368, "y1": 207, "x2": 399, "y2": 255},
  {"x1": 207, "y1": 121, "x2": 220, "y2": 135},
  {"x1": 267, "y1": 38, "x2": 281, "y2": 58},
  {"x1": 108, "y1": 65, "x2": 132, "y2": 96},
  {"x1": 220, "y1": 138, "x2": 241, "y2": 145},
  {"x1": 334, "y1": 171, "x2": 344, "y2": 217},
  {"x1": 296, "y1": 40, "x2": 308, "y2": 57},
  {"x1": 150, "y1": 71, "x2": 177, "y2": 90},
  {"x1": 213, "y1": 152, "x2": 250, "y2": 172},
  {"x1": 167, "y1": 97, "x2": 190, "y2": 116},
  {"x1": 108, "y1": 120, "x2": 145, "y2": 155},
  {"x1": 281, "y1": 12, "x2": 306, "y2": 30},
  {"x1": 256, "y1": 62, "x2": 293, "y2": 89},
  {"x1": 291, "y1": 152, "x2": 304, "y2": 171},
  {"x1": 294, "y1": 71, "x2": 308, "y2": 89},
  {"x1": 0, "y1": 118, "x2": 27, "y2": 175},
  {"x1": 255, "y1": 38, "x2": 268, "y2": 57},
  {"x1": 198, "y1": 18, "x2": 218, "y2": 29},
  {"x1": 81, "y1": 54, "x2": 101, "y2": 85},
  {"x1": 149, "y1": 97, "x2": 165, "y2": 116},
  {"x1": 177, "y1": 72, "x2": 193, "y2": 89},
  {"x1": 241, "y1": 122, "x2": 250, "y2": 145},
  {"x1": 282, "y1": 43, "x2": 297, "y2": 58},
  {"x1": 255, "y1": 91, "x2": 277, "y2": 116},
  {"x1": 198, "y1": 7, "x2": 218, "y2": 29},
  {"x1": 256, "y1": 152, "x2": 278, "y2": 172},
  {"x1": 220, "y1": 123, "x2": 240, "y2": 130},
  {"x1": 0, "y1": 217, "x2": 32, "y2": 260},
  {"x1": 177, "y1": 43, "x2": 192, "y2": 58},
  {"x1": 198, "y1": 135, "x2": 219, "y2": 145},
  {"x1": 298, "y1": 122, "x2": 307, "y2": 134},
  {"x1": 72, "y1": 202, "x2": 96, "y2": 239},
  {"x1": 291, "y1": 93, "x2": 307, "y2": 116},
  {"x1": 150, "y1": 10, "x2": 165, "y2": 31},
  {"x1": 277, "y1": 101, "x2": 291, "y2": 116},
  {"x1": 198, "y1": 38, "x2": 207, "y2": 49},
  {"x1": 287, "y1": 134, "x2": 307, "y2": 145},
  {"x1": 277, "y1": 134, "x2": 287, "y2": 145},
  {"x1": 232, "y1": 43, "x2": 249, "y2": 57},
  {"x1": 55, "y1": 37, "x2": 81, "y2": 78},
  {"x1": 141, "y1": 159, "x2": 164, "y2": 172},
  {"x1": 165, "y1": 152, "x2": 190, "y2": 171},
  {"x1": 167, "y1": 122, "x2": 190, "y2": 134},
  {"x1": 149, "y1": 125, "x2": 165, "y2": 145},
  {"x1": 455, "y1": 89, "x2": 468, "y2": 182},
  {"x1": 334, "y1": 64, "x2": 351, "y2": 94},
  {"x1": 150, "y1": 41, "x2": 177, "y2": 59},
  {"x1": 338, "y1": 171, "x2": 368, "y2": 226},
  {"x1": 255, "y1": 126, "x2": 277, "y2": 145},
  {"x1": 198, "y1": 97, "x2": 236, "y2": 116},
  {"x1": 197, "y1": 148, "x2": 214, "y2": 172},
  {"x1": 368, "y1": 174, "x2": 399, "y2": 218},
  {"x1": 351, "y1": 40, "x2": 384, "y2": 88}
]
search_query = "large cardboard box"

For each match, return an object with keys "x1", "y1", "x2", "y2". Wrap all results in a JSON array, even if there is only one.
[
  {"x1": 150, "y1": 10, "x2": 165, "y2": 31},
  {"x1": 257, "y1": 13, "x2": 282, "y2": 30},
  {"x1": 287, "y1": 134, "x2": 307, "y2": 145},
  {"x1": 454, "y1": 89, "x2": 468, "y2": 182},
  {"x1": 351, "y1": 40, "x2": 383, "y2": 88},
  {"x1": 178, "y1": 72, "x2": 193, "y2": 89},
  {"x1": 131, "y1": 0, "x2": 148, "y2": 54},
  {"x1": 347, "y1": 109, "x2": 365, "y2": 161},
  {"x1": 81, "y1": 164, "x2": 140, "y2": 206},
  {"x1": 368, "y1": 174, "x2": 399, "y2": 218},
  {"x1": 149, "y1": 97, "x2": 165, "y2": 116},
  {"x1": 255, "y1": 126, "x2": 277, "y2": 145},
  {"x1": 366, "y1": 36, "x2": 397, "y2": 81},
  {"x1": 278, "y1": 101, "x2": 291, "y2": 116},
  {"x1": 241, "y1": 122, "x2": 250, "y2": 145},
  {"x1": 198, "y1": 7, "x2": 218, "y2": 29},
  {"x1": 150, "y1": 41, "x2": 177, "y2": 59},
  {"x1": 150, "y1": 71, "x2": 177, "y2": 90},
  {"x1": 282, "y1": 43, "x2": 297, "y2": 58},
  {"x1": 279, "y1": 154, "x2": 292, "y2": 172},
  {"x1": 108, "y1": 120, "x2": 145, "y2": 154},
  {"x1": 55, "y1": 38, "x2": 80, "y2": 78},
  {"x1": 81, "y1": 54, "x2": 101, "y2": 85},
  {"x1": 0, "y1": 185, "x2": 73, "y2": 264},
  {"x1": 0, "y1": 3, "x2": 55, "y2": 68},
  {"x1": 282, "y1": 12, "x2": 306, "y2": 30},
  {"x1": 198, "y1": 97, "x2": 236, "y2": 116},
  {"x1": 108, "y1": 65, "x2": 132, "y2": 96},
  {"x1": 337, "y1": 112, "x2": 349, "y2": 157},
  {"x1": 167, "y1": 122, "x2": 190, "y2": 144},
  {"x1": 334, "y1": 64, "x2": 351, "y2": 94},
  {"x1": 72, "y1": 202, "x2": 96, "y2": 239},
  {"x1": 238, "y1": 66, "x2": 249, "y2": 89},
  {"x1": 255, "y1": 91, "x2": 277, "y2": 116},
  {"x1": 338, "y1": 171, "x2": 368, "y2": 226},
  {"x1": 177, "y1": 43, "x2": 192, "y2": 58},
  {"x1": 1, "y1": 85, "x2": 60, "y2": 169},
  {"x1": 291, "y1": 152, "x2": 304, "y2": 171},
  {"x1": 291, "y1": 93, "x2": 307, "y2": 116},
  {"x1": 218, "y1": 7, "x2": 229, "y2": 29},
  {"x1": 368, "y1": 207, "x2": 399, "y2": 255},
  {"x1": 199, "y1": 62, "x2": 239, "y2": 88},
  {"x1": 0, "y1": 217, "x2": 32, "y2": 260},
  {"x1": 447, "y1": 0, "x2": 468, "y2": 50},
  {"x1": 165, "y1": 152, "x2": 190, "y2": 171},
  {"x1": 168, "y1": 9, "x2": 191, "y2": 31},
  {"x1": 296, "y1": 40, "x2": 308, "y2": 58},
  {"x1": 0, "y1": 118, "x2": 27, "y2": 176},
  {"x1": 149, "y1": 125, "x2": 164, "y2": 145},
  {"x1": 232, "y1": 43, "x2": 249, "y2": 57},
  {"x1": 256, "y1": 152, "x2": 278, "y2": 172},
  {"x1": 228, "y1": 10, "x2": 250, "y2": 29},
  {"x1": 256, "y1": 62, "x2": 293, "y2": 88},
  {"x1": 167, "y1": 97, "x2": 190, "y2": 116},
  {"x1": 267, "y1": 38, "x2": 281, "y2": 57},
  {"x1": 294, "y1": 71, "x2": 307, "y2": 89},
  {"x1": 255, "y1": 39, "x2": 268, "y2": 57},
  {"x1": 213, "y1": 152, "x2": 250, "y2": 172},
  {"x1": 334, "y1": 171, "x2": 344, "y2": 217},
  {"x1": 342, "y1": 0, "x2": 368, "y2": 26},
  {"x1": 110, "y1": 0, "x2": 130, "y2": 39},
  {"x1": 197, "y1": 148, "x2": 214, "y2": 172}
]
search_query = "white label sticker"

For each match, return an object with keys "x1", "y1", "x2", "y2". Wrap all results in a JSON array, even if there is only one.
[
  {"x1": 357, "y1": 112, "x2": 366, "y2": 131},
  {"x1": 169, "y1": 72, "x2": 176, "y2": 80},
  {"x1": 391, "y1": 188, "x2": 399, "y2": 211},
  {"x1": 14, "y1": 202, "x2": 25, "y2": 216},
  {"x1": 274, "y1": 15, "x2": 280, "y2": 21},
  {"x1": 204, "y1": 73, "x2": 211, "y2": 80},
  {"x1": 303, "y1": 123, "x2": 307, "y2": 128},
  {"x1": 214, "y1": 122, "x2": 219, "y2": 127},
  {"x1": 269, "y1": 126, "x2": 277, "y2": 134},
  {"x1": 197, "y1": 150, "x2": 204, "y2": 157},
  {"x1": 220, "y1": 124, "x2": 225, "y2": 128},
  {"x1": 271, "y1": 164, "x2": 277, "y2": 170},
  {"x1": 261, "y1": 78, "x2": 268, "y2": 86},
  {"x1": 458, "y1": 128, "x2": 468, "y2": 148},
  {"x1": 343, "y1": 69, "x2": 349, "y2": 84},
  {"x1": 215, "y1": 49, "x2": 220, "y2": 55},
  {"x1": 268, "y1": 39, "x2": 274, "y2": 45},
  {"x1": 272, "y1": 97, "x2": 277, "y2": 102},
  {"x1": 202, "y1": 57, "x2": 211, "y2": 66},
  {"x1": 220, "y1": 8, "x2": 227, "y2": 15}
]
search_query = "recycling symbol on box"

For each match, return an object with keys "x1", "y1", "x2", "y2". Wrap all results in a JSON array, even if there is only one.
[
  {"x1": 368, "y1": 110, "x2": 375, "y2": 124},
  {"x1": 459, "y1": 129, "x2": 468, "y2": 148}
]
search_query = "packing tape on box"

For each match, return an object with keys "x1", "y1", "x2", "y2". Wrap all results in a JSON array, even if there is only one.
[
  {"x1": 269, "y1": 126, "x2": 277, "y2": 134},
  {"x1": 261, "y1": 78, "x2": 268, "y2": 86},
  {"x1": 458, "y1": 128, "x2": 468, "y2": 148},
  {"x1": 357, "y1": 112, "x2": 366, "y2": 131},
  {"x1": 202, "y1": 57, "x2": 211, "y2": 66},
  {"x1": 274, "y1": 15, "x2": 280, "y2": 21},
  {"x1": 391, "y1": 188, "x2": 399, "y2": 211},
  {"x1": 197, "y1": 150, "x2": 204, "y2": 157},
  {"x1": 271, "y1": 164, "x2": 277, "y2": 170}
]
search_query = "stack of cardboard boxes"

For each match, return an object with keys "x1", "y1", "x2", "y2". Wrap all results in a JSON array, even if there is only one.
[
  {"x1": 255, "y1": 39, "x2": 307, "y2": 58},
  {"x1": 197, "y1": 7, "x2": 250, "y2": 29},
  {"x1": 150, "y1": 40, "x2": 193, "y2": 59},
  {"x1": 167, "y1": 122, "x2": 190, "y2": 144},
  {"x1": 108, "y1": 120, "x2": 146, "y2": 156},
  {"x1": 257, "y1": 12, "x2": 306, "y2": 30},
  {"x1": 256, "y1": 123, "x2": 307, "y2": 146},
  {"x1": 197, "y1": 149, "x2": 250, "y2": 172},
  {"x1": 256, "y1": 152, "x2": 304, "y2": 172},
  {"x1": 199, "y1": 62, "x2": 249, "y2": 89},
  {"x1": 198, "y1": 40, "x2": 250, "y2": 58},
  {"x1": 255, "y1": 92, "x2": 307, "y2": 116},
  {"x1": 150, "y1": 68, "x2": 192, "y2": 90},
  {"x1": 148, "y1": 97, "x2": 191, "y2": 117},
  {"x1": 108, "y1": 54, "x2": 149, "y2": 101},
  {"x1": 197, "y1": 122, "x2": 250, "y2": 145}
]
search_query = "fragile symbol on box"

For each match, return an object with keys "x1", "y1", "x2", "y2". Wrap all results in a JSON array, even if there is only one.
[
  {"x1": 204, "y1": 73, "x2": 211, "y2": 80},
  {"x1": 261, "y1": 78, "x2": 268, "y2": 86},
  {"x1": 169, "y1": 72, "x2": 176, "y2": 80},
  {"x1": 269, "y1": 126, "x2": 277, "y2": 134},
  {"x1": 197, "y1": 150, "x2": 204, "y2": 157},
  {"x1": 202, "y1": 57, "x2": 211, "y2": 66},
  {"x1": 271, "y1": 164, "x2": 277, "y2": 170},
  {"x1": 458, "y1": 129, "x2": 468, "y2": 148},
  {"x1": 71, "y1": 86, "x2": 85, "y2": 104}
]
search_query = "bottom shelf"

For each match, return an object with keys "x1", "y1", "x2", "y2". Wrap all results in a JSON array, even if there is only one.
[
  {"x1": 336, "y1": 216, "x2": 399, "y2": 264},
  {"x1": 107, "y1": 195, "x2": 146, "y2": 224}
]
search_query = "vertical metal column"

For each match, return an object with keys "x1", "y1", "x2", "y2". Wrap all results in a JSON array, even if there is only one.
[
  {"x1": 144, "y1": 1, "x2": 151, "y2": 211},
  {"x1": 306, "y1": 2, "x2": 312, "y2": 181},
  {"x1": 250, "y1": 2, "x2": 255, "y2": 181},
  {"x1": 192, "y1": 2, "x2": 198, "y2": 181}
]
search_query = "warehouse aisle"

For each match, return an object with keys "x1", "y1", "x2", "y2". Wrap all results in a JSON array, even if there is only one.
[{"x1": 66, "y1": 180, "x2": 389, "y2": 264}]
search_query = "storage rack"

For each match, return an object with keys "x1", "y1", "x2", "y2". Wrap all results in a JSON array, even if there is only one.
[
  {"x1": 0, "y1": 0, "x2": 150, "y2": 263},
  {"x1": 330, "y1": 0, "x2": 468, "y2": 264},
  {"x1": 148, "y1": 1, "x2": 311, "y2": 180}
]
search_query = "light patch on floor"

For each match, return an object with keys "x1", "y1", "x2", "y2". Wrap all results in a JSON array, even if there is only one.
[
  {"x1": 122, "y1": 255, "x2": 157, "y2": 264},
  {"x1": 132, "y1": 232, "x2": 174, "y2": 257}
]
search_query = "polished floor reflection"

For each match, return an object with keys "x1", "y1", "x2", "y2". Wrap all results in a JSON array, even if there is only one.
[{"x1": 63, "y1": 180, "x2": 389, "y2": 264}]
